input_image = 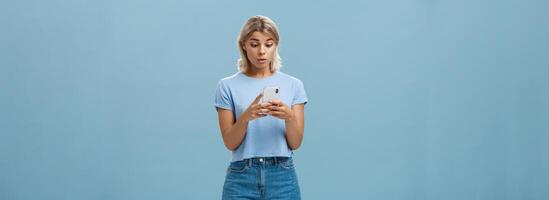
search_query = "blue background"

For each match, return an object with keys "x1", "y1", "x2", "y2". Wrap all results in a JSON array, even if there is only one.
[{"x1": 1, "y1": 0, "x2": 548, "y2": 199}]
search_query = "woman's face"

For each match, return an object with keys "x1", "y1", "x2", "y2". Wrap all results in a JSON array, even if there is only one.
[{"x1": 243, "y1": 31, "x2": 277, "y2": 71}]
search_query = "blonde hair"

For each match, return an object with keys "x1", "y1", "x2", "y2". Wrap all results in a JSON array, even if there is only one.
[{"x1": 237, "y1": 15, "x2": 282, "y2": 72}]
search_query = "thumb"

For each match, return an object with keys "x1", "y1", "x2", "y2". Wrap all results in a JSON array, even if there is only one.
[{"x1": 252, "y1": 93, "x2": 263, "y2": 104}]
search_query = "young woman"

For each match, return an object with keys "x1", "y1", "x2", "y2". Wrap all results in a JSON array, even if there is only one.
[{"x1": 214, "y1": 15, "x2": 308, "y2": 200}]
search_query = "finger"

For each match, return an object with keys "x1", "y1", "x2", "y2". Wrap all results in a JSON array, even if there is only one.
[
  {"x1": 270, "y1": 100, "x2": 287, "y2": 108},
  {"x1": 269, "y1": 99, "x2": 282, "y2": 105},
  {"x1": 253, "y1": 114, "x2": 266, "y2": 119},
  {"x1": 268, "y1": 105, "x2": 286, "y2": 111},
  {"x1": 259, "y1": 102, "x2": 273, "y2": 108},
  {"x1": 252, "y1": 111, "x2": 266, "y2": 118},
  {"x1": 248, "y1": 105, "x2": 258, "y2": 114},
  {"x1": 257, "y1": 107, "x2": 270, "y2": 114},
  {"x1": 269, "y1": 111, "x2": 286, "y2": 116},
  {"x1": 268, "y1": 106, "x2": 280, "y2": 111},
  {"x1": 252, "y1": 93, "x2": 263, "y2": 104},
  {"x1": 268, "y1": 111, "x2": 286, "y2": 116}
]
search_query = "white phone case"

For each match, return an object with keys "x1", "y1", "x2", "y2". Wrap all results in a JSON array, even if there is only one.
[{"x1": 261, "y1": 86, "x2": 279, "y2": 104}]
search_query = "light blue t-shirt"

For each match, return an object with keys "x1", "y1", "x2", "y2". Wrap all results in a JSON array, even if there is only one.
[{"x1": 214, "y1": 71, "x2": 308, "y2": 162}]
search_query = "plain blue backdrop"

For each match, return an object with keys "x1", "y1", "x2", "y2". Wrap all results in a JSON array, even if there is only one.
[{"x1": 1, "y1": 0, "x2": 548, "y2": 199}]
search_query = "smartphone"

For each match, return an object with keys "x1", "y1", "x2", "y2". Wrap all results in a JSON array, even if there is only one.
[{"x1": 261, "y1": 86, "x2": 279, "y2": 104}]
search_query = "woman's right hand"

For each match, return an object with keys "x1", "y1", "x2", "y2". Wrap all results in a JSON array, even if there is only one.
[{"x1": 243, "y1": 93, "x2": 271, "y2": 121}]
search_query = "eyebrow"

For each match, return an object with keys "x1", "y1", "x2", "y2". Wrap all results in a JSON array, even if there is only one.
[{"x1": 249, "y1": 38, "x2": 274, "y2": 42}]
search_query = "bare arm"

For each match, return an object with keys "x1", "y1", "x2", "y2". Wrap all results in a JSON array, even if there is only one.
[
  {"x1": 284, "y1": 104, "x2": 305, "y2": 150},
  {"x1": 216, "y1": 94, "x2": 267, "y2": 151},
  {"x1": 268, "y1": 101, "x2": 305, "y2": 150}
]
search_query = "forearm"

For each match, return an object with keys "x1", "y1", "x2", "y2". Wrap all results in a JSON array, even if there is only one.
[
  {"x1": 222, "y1": 115, "x2": 251, "y2": 151},
  {"x1": 284, "y1": 114, "x2": 304, "y2": 150}
]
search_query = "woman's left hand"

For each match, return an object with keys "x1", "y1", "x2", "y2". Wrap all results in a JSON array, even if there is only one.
[{"x1": 266, "y1": 100, "x2": 295, "y2": 121}]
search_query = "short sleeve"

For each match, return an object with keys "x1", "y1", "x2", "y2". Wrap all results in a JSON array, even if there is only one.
[
  {"x1": 292, "y1": 79, "x2": 308, "y2": 106},
  {"x1": 214, "y1": 80, "x2": 233, "y2": 111}
]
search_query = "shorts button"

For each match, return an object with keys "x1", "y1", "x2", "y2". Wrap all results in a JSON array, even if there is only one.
[{"x1": 259, "y1": 158, "x2": 263, "y2": 162}]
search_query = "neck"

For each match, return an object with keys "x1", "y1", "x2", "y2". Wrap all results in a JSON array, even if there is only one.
[{"x1": 244, "y1": 67, "x2": 273, "y2": 78}]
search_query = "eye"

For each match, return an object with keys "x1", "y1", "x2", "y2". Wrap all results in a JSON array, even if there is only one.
[
  {"x1": 250, "y1": 43, "x2": 259, "y2": 48},
  {"x1": 266, "y1": 43, "x2": 273, "y2": 48}
]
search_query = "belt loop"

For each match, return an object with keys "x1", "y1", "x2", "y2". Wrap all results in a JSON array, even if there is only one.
[
  {"x1": 247, "y1": 158, "x2": 251, "y2": 167},
  {"x1": 274, "y1": 157, "x2": 278, "y2": 165}
]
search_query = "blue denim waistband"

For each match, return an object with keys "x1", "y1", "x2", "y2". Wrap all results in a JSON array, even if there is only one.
[{"x1": 239, "y1": 156, "x2": 291, "y2": 166}]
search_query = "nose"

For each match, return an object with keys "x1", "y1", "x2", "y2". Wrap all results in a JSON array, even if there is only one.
[{"x1": 259, "y1": 45, "x2": 266, "y2": 55}]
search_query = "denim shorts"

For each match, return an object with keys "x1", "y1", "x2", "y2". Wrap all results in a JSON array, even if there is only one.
[{"x1": 222, "y1": 157, "x2": 301, "y2": 200}]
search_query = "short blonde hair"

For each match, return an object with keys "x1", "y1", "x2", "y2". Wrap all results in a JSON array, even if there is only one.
[{"x1": 237, "y1": 15, "x2": 282, "y2": 72}]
